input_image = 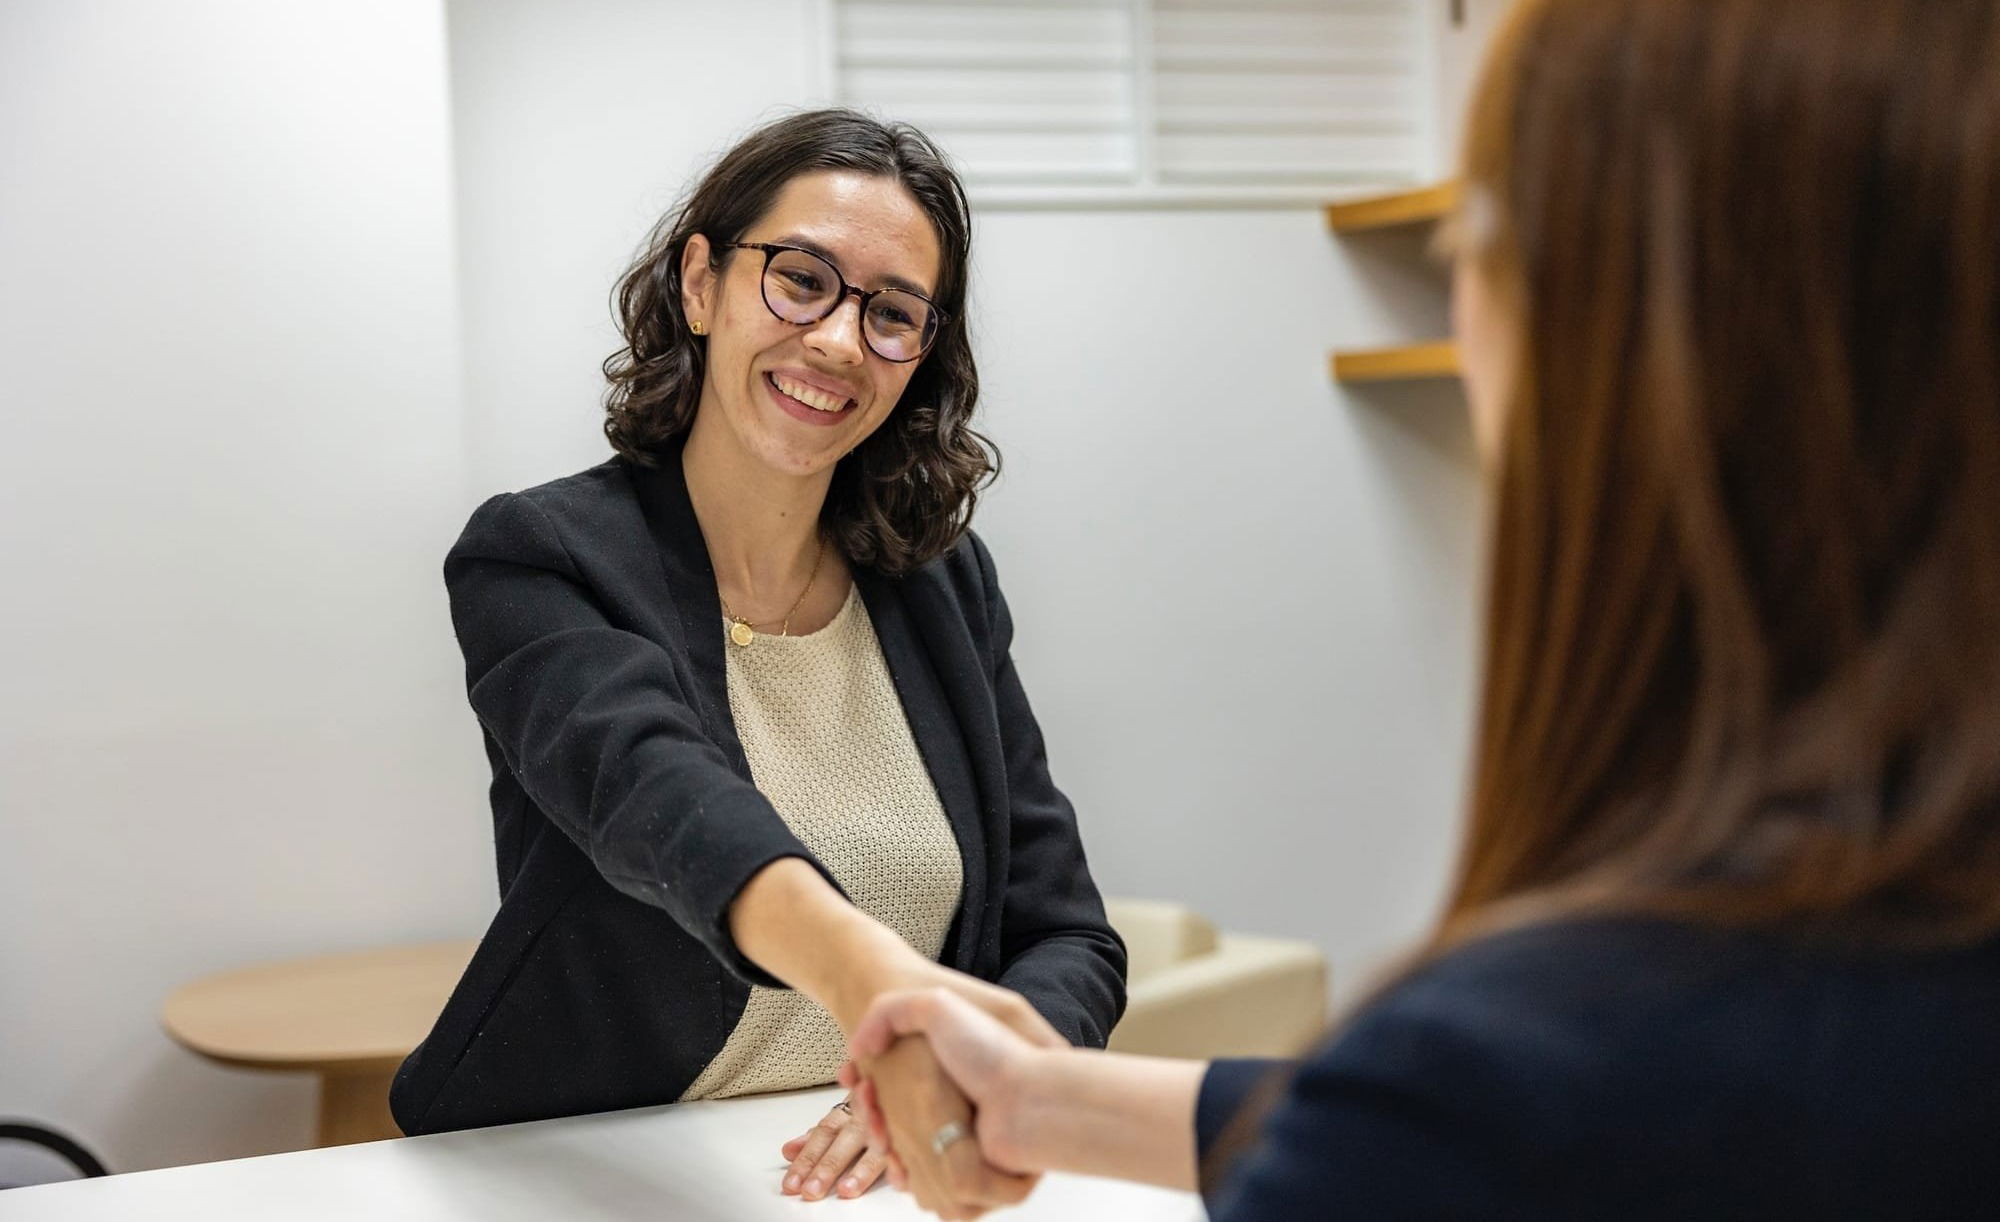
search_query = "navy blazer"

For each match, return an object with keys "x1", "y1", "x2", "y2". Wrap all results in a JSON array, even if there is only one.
[
  {"x1": 390, "y1": 451, "x2": 1125, "y2": 1136},
  {"x1": 1196, "y1": 917, "x2": 2000, "y2": 1220}
]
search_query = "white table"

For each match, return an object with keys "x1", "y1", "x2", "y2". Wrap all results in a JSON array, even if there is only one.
[{"x1": 0, "y1": 1087, "x2": 1204, "y2": 1220}]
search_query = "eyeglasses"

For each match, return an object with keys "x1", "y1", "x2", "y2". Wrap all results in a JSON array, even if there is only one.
[{"x1": 723, "y1": 242, "x2": 945, "y2": 363}]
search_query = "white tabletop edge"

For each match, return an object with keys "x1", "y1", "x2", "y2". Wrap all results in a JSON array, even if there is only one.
[{"x1": 0, "y1": 1086, "x2": 1204, "y2": 1221}]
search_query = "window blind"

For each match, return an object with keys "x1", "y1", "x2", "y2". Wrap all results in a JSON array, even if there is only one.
[
  {"x1": 831, "y1": 0, "x2": 1425, "y2": 196},
  {"x1": 835, "y1": 0, "x2": 1138, "y2": 184},
  {"x1": 1151, "y1": 0, "x2": 1422, "y2": 183}
]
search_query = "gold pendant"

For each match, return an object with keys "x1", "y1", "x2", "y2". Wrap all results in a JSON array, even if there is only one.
[{"x1": 728, "y1": 619, "x2": 755, "y2": 648}]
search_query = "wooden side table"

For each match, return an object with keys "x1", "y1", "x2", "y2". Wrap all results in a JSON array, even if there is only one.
[{"x1": 161, "y1": 940, "x2": 476, "y2": 1147}]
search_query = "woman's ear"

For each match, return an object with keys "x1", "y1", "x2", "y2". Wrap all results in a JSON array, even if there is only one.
[{"x1": 681, "y1": 233, "x2": 716, "y2": 331}]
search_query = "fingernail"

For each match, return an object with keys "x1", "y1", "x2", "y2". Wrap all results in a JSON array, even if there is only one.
[
  {"x1": 783, "y1": 1174, "x2": 800, "y2": 1192},
  {"x1": 840, "y1": 1178, "x2": 859, "y2": 1196},
  {"x1": 805, "y1": 1178, "x2": 823, "y2": 1197}
]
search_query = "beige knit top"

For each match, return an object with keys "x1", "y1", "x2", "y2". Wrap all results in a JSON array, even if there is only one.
[{"x1": 678, "y1": 583, "x2": 965, "y2": 1101}]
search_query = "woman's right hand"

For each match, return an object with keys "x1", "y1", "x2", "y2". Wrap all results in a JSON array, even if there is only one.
[
  {"x1": 726, "y1": 860, "x2": 1060, "y2": 1211},
  {"x1": 843, "y1": 987, "x2": 1053, "y2": 1180},
  {"x1": 777, "y1": 975, "x2": 1041, "y2": 1207},
  {"x1": 855, "y1": 1037, "x2": 1039, "y2": 1220},
  {"x1": 828, "y1": 960, "x2": 1059, "y2": 1217}
]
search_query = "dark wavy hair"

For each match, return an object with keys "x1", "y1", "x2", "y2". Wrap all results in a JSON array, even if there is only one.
[{"x1": 602, "y1": 109, "x2": 995, "y2": 575}]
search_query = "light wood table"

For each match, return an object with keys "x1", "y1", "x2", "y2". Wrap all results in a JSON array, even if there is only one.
[
  {"x1": 0, "y1": 1087, "x2": 1203, "y2": 1220},
  {"x1": 160, "y1": 940, "x2": 477, "y2": 1147}
]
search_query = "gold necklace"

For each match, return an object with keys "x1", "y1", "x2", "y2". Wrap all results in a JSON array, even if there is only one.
[{"x1": 719, "y1": 535, "x2": 826, "y2": 647}]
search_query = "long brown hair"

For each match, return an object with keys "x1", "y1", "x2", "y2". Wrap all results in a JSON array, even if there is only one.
[
  {"x1": 1449, "y1": 0, "x2": 2000, "y2": 949},
  {"x1": 602, "y1": 109, "x2": 995, "y2": 575},
  {"x1": 1203, "y1": 2, "x2": 2000, "y2": 1187}
]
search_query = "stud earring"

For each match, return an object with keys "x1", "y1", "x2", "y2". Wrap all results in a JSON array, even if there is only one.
[{"x1": 690, "y1": 320, "x2": 706, "y2": 336}]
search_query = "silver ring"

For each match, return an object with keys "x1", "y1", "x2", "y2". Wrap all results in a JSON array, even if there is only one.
[{"x1": 930, "y1": 1120, "x2": 969, "y2": 1156}]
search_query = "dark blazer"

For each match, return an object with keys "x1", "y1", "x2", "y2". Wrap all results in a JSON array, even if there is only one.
[
  {"x1": 1195, "y1": 917, "x2": 2000, "y2": 1220},
  {"x1": 390, "y1": 451, "x2": 1126, "y2": 1136}
]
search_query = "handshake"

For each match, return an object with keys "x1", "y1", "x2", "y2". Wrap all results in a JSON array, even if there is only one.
[{"x1": 778, "y1": 974, "x2": 1067, "y2": 1220}]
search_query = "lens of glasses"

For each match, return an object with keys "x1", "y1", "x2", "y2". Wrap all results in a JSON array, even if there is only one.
[{"x1": 761, "y1": 247, "x2": 937, "y2": 362}]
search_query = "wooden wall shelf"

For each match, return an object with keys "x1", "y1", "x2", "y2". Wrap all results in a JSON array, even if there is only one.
[
  {"x1": 1324, "y1": 181, "x2": 1460, "y2": 233},
  {"x1": 1330, "y1": 341, "x2": 1460, "y2": 383},
  {"x1": 1327, "y1": 181, "x2": 1462, "y2": 389}
]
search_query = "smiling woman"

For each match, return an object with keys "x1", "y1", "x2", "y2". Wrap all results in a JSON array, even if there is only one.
[
  {"x1": 679, "y1": 171, "x2": 943, "y2": 500},
  {"x1": 389, "y1": 110, "x2": 1127, "y2": 1210},
  {"x1": 602, "y1": 111, "x2": 990, "y2": 577}
]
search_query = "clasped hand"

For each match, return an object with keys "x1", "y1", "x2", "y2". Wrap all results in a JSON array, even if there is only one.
[
  {"x1": 842, "y1": 988, "x2": 1057, "y2": 1219},
  {"x1": 776, "y1": 967, "x2": 1057, "y2": 1217}
]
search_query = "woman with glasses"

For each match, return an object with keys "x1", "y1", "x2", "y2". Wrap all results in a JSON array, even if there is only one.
[
  {"x1": 389, "y1": 110, "x2": 1125, "y2": 1207},
  {"x1": 839, "y1": 0, "x2": 2000, "y2": 1217}
]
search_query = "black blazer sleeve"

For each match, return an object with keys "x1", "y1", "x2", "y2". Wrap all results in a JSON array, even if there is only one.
[
  {"x1": 972, "y1": 535, "x2": 1129, "y2": 1047},
  {"x1": 1197, "y1": 1058, "x2": 1291, "y2": 1157},
  {"x1": 446, "y1": 491, "x2": 842, "y2": 987}
]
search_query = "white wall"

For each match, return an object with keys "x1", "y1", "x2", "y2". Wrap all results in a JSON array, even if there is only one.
[
  {"x1": 969, "y1": 213, "x2": 1480, "y2": 999},
  {"x1": 0, "y1": 0, "x2": 488, "y2": 1173},
  {"x1": 446, "y1": 0, "x2": 1484, "y2": 1009}
]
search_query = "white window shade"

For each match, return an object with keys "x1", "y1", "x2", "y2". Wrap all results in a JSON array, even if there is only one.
[
  {"x1": 835, "y1": 0, "x2": 1138, "y2": 184},
  {"x1": 1151, "y1": 0, "x2": 1422, "y2": 184},
  {"x1": 830, "y1": 0, "x2": 1427, "y2": 204}
]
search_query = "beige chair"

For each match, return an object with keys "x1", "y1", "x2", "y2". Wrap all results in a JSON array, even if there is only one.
[{"x1": 1103, "y1": 898, "x2": 1329, "y2": 1059}]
